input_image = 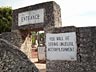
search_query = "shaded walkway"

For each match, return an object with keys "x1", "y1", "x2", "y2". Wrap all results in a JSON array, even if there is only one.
[{"x1": 31, "y1": 58, "x2": 46, "y2": 72}]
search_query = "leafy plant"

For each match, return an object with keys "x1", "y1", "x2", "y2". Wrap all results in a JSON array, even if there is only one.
[{"x1": 0, "y1": 7, "x2": 12, "y2": 33}]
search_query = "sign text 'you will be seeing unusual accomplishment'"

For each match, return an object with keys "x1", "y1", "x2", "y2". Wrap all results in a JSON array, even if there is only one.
[{"x1": 46, "y1": 32, "x2": 77, "y2": 61}]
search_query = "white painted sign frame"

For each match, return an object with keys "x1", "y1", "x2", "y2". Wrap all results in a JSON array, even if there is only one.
[
  {"x1": 46, "y1": 32, "x2": 77, "y2": 61},
  {"x1": 18, "y1": 9, "x2": 44, "y2": 26}
]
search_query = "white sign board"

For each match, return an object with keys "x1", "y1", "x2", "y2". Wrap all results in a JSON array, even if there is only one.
[
  {"x1": 38, "y1": 47, "x2": 45, "y2": 61},
  {"x1": 46, "y1": 32, "x2": 77, "y2": 61},
  {"x1": 18, "y1": 9, "x2": 44, "y2": 26}
]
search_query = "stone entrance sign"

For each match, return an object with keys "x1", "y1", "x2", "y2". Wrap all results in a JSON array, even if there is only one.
[
  {"x1": 18, "y1": 9, "x2": 44, "y2": 26},
  {"x1": 12, "y1": 1, "x2": 62, "y2": 30},
  {"x1": 46, "y1": 32, "x2": 77, "y2": 60}
]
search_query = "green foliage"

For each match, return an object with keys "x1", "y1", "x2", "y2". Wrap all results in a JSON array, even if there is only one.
[
  {"x1": 0, "y1": 7, "x2": 12, "y2": 33},
  {"x1": 39, "y1": 33, "x2": 44, "y2": 38},
  {"x1": 38, "y1": 33, "x2": 44, "y2": 45},
  {"x1": 32, "y1": 36, "x2": 36, "y2": 45},
  {"x1": 31, "y1": 31, "x2": 36, "y2": 45},
  {"x1": 31, "y1": 31, "x2": 44, "y2": 45}
]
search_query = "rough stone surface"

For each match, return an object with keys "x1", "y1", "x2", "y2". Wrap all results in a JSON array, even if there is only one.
[
  {"x1": 0, "y1": 31, "x2": 32, "y2": 59},
  {"x1": 46, "y1": 26, "x2": 96, "y2": 72},
  {"x1": 76, "y1": 27, "x2": 96, "y2": 72},
  {"x1": 0, "y1": 39, "x2": 39, "y2": 72},
  {"x1": 0, "y1": 32, "x2": 23, "y2": 48}
]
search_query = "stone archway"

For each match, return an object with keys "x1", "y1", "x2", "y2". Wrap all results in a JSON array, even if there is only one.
[
  {"x1": 12, "y1": 1, "x2": 62, "y2": 60},
  {"x1": 12, "y1": 1, "x2": 62, "y2": 71}
]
